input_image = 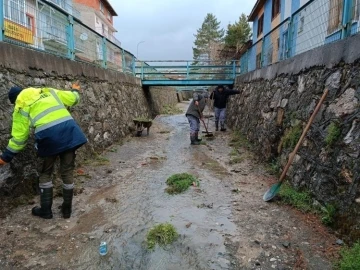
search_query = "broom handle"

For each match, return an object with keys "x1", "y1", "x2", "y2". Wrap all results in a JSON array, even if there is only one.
[{"x1": 278, "y1": 89, "x2": 329, "y2": 183}]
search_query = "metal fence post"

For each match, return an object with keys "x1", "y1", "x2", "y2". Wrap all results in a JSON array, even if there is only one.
[
  {"x1": 232, "y1": 60, "x2": 236, "y2": 79},
  {"x1": 186, "y1": 61, "x2": 189, "y2": 79},
  {"x1": 260, "y1": 37, "x2": 265, "y2": 68},
  {"x1": 66, "y1": 15, "x2": 75, "y2": 60},
  {"x1": 0, "y1": 0, "x2": 4, "y2": 42},
  {"x1": 102, "y1": 37, "x2": 107, "y2": 69},
  {"x1": 131, "y1": 55, "x2": 135, "y2": 75},
  {"x1": 341, "y1": 0, "x2": 353, "y2": 39},
  {"x1": 121, "y1": 49, "x2": 125, "y2": 72},
  {"x1": 286, "y1": 16, "x2": 294, "y2": 59},
  {"x1": 141, "y1": 62, "x2": 144, "y2": 79}
]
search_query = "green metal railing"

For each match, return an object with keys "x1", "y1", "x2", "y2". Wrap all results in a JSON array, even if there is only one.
[
  {"x1": 1, "y1": 0, "x2": 136, "y2": 74},
  {"x1": 241, "y1": 0, "x2": 360, "y2": 74}
]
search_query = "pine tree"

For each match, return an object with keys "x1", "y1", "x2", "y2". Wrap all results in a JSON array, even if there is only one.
[
  {"x1": 224, "y1": 13, "x2": 251, "y2": 49},
  {"x1": 192, "y1": 13, "x2": 225, "y2": 65}
]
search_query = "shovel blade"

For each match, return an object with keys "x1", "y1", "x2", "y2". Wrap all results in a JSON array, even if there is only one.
[{"x1": 263, "y1": 182, "x2": 282, "y2": 202}]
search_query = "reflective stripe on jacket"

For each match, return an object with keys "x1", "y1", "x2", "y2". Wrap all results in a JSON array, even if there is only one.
[{"x1": 1, "y1": 87, "x2": 86, "y2": 162}]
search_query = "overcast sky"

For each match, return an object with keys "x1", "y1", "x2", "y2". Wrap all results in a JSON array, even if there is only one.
[{"x1": 108, "y1": 0, "x2": 256, "y2": 60}]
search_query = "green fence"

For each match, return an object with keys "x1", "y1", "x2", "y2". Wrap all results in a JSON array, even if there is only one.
[
  {"x1": 0, "y1": 0, "x2": 136, "y2": 74},
  {"x1": 241, "y1": 0, "x2": 360, "y2": 74}
]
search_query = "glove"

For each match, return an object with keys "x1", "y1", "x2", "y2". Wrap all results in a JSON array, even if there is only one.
[
  {"x1": 72, "y1": 81, "x2": 81, "y2": 91},
  {"x1": 0, "y1": 158, "x2": 7, "y2": 165}
]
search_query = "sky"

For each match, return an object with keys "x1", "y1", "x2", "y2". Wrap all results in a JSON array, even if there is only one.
[{"x1": 108, "y1": 0, "x2": 256, "y2": 61}]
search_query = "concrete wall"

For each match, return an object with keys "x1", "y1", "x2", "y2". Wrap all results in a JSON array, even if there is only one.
[
  {"x1": 227, "y1": 33, "x2": 360, "y2": 240},
  {"x1": 0, "y1": 42, "x2": 177, "y2": 198}
]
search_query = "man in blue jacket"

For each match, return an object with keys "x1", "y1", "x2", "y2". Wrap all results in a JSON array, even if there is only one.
[
  {"x1": 210, "y1": 85, "x2": 240, "y2": 131},
  {"x1": 0, "y1": 82, "x2": 87, "y2": 219}
]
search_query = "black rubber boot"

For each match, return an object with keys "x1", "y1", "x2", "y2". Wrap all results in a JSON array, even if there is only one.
[
  {"x1": 190, "y1": 134, "x2": 200, "y2": 145},
  {"x1": 215, "y1": 121, "x2": 219, "y2": 131},
  {"x1": 32, "y1": 188, "x2": 53, "y2": 219},
  {"x1": 62, "y1": 188, "x2": 73, "y2": 219},
  {"x1": 220, "y1": 123, "x2": 226, "y2": 132},
  {"x1": 195, "y1": 132, "x2": 202, "y2": 142}
]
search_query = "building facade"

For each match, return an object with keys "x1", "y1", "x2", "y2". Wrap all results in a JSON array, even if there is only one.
[
  {"x1": 3, "y1": 0, "x2": 81, "y2": 56},
  {"x1": 73, "y1": 0, "x2": 121, "y2": 69},
  {"x1": 245, "y1": 0, "x2": 360, "y2": 72}
]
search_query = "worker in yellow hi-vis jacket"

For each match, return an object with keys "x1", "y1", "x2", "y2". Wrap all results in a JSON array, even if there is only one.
[{"x1": 0, "y1": 82, "x2": 87, "y2": 220}]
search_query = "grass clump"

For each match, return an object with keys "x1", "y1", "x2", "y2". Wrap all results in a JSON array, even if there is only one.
[
  {"x1": 281, "y1": 124, "x2": 302, "y2": 150},
  {"x1": 325, "y1": 121, "x2": 341, "y2": 147},
  {"x1": 165, "y1": 173, "x2": 198, "y2": 194},
  {"x1": 266, "y1": 158, "x2": 281, "y2": 176},
  {"x1": 146, "y1": 223, "x2": 178, "y2": 250},
  {"x1": 320, "y1": 203, "x2": 337, "y2": 226},
  {"x1": 279, "y1": 183, "x2": 313, "y2": 212},
  {"x1": 279, "y1": 183, "x2": 338, "y2": 226},
  {"x1": 161, "y1": 105, "x2": 182, "y2": 115},
  {"x1": 336, "y1": 242, "x2": 360, "y2": 270}
]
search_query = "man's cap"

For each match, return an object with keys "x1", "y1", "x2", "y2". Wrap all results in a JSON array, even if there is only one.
[{"x1": 8, "y1": 86, "x2": 23, "y2": 104}]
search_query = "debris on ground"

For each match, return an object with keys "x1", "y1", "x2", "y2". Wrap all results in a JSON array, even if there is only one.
[
  {"x1": 146, "y1": 223, "x2": 178, "y2": 250},
  {"x1": 165, "y1": 173, "x2": 199, "y2": 194}
]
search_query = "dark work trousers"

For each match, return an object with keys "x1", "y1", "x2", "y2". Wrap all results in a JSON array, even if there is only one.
[{"x1": 38, "y1": 150, "x2": 76, "y2": 190}]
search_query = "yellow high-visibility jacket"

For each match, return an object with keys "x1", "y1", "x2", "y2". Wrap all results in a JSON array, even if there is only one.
[{"x1": 1, "y1": 87, "x2": 87, "y2": 162}]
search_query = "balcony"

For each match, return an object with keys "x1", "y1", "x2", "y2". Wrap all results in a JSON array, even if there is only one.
[
  {"x1": 95, "y1": 27, "x2": 121, "y2": 48},
  {"x1": 43, "y1": 0, "x2": 81, "y2": 19}
]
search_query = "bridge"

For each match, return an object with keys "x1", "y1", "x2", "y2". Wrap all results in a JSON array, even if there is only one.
[{"x1": 136, "y1": 60, "x2": 241, "y2": 87}]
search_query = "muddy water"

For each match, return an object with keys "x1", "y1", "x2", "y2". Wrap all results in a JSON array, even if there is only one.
[{"x1": 76, "y1": 115, "x2": 238, "y2": 270}]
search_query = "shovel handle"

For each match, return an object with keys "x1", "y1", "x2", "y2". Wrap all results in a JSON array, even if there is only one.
[
  {"x1": 278, "y1": 89, "x2": 329, "y2": 183},
  {"x1": 197, "y1": 105, "x2": 210, "y2": 133}
]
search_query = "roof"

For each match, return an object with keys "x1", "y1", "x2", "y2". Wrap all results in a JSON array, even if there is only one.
[
  {"x1": 248, "y1": 0, "x2": 266, "y2": 21},
  {"x1": 102, "y1": 0, "x2": 117, "y2": 16}
]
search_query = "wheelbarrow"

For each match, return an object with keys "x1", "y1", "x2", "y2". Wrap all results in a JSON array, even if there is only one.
[{"x1": 133, "y1": 118, "x2": 152, "y2": 137}]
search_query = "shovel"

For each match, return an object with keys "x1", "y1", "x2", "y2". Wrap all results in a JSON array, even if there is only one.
[
  {"x1": 263, "y1": 88, "x2": 329, "y2": 202},
  {"x1": 197, "y1": 106, "x2": 213, "y2": 137}
]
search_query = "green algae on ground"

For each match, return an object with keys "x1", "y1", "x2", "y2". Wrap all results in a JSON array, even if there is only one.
[
  {"x1": 165, "y1": 173, "x2": 199, "y2": 194},
  {"x1": 146, "y1": 223, "x2": 178, "y2": 250}
]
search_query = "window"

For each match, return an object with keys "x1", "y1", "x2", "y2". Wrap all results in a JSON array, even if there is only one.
[
  {"x1": 256, "y1": 53, "x2": 262, "y2": 69},
  {"x1": 107, "y1": 10, "x2": 111, "y2": 20},
  {"x1": 26, "y1": 14, "x2": 34, "y2": 33},
  {"x1": 4, "y1": 0, "x2": 26, "y2": 25},
  {"x1": 298, "y1": 17, "x2": 305, "y2": 33},
  {"x1": 101, "y1": 23, "x2": 106, "y2": 36},
  {"x1": 327, "y1": 0, "x2": 343, "y2": 34},
  {"x1": 272, "y1": 0, "x2": 281, "y2": 20},
  {"x1": 257, "y1": 14, "x2": 264, "y2": 37},
  {"x1": 100, "y1": 1, "x2": 104, "y2": 13}
]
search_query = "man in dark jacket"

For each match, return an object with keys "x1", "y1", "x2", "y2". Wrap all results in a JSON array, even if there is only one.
[
  {"x1": 210, "y1": 85, "x2": 240, "y2": 131},
  {"x1": 0, "y1": 82, "x2": 87, "y2": 219},
  {"x1": 185, "y1": 91, "x2": 209, "y2": 145}
]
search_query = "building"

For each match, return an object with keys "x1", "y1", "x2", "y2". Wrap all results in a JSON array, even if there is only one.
[
  {"x1": 245, "y1": 0, "x2": 360, "y2": 72},
  {"x1": 73, "y1": 0, "x2": 118, "y2": 43},
  {"x1": 3, "y1": 0, "x2": 81, "y2": 56},
  {"x1": 73, "y1": 0, "x2": 121, "y2": 69}
]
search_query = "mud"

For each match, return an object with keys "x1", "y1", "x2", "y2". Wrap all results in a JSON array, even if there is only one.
[{"x1": 0, "y1": 102, "x2": 339, "y2": 270}]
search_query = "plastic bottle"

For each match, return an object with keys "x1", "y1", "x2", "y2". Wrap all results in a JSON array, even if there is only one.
[{"x1": 99, "y1": 241, "x2": 108, "y2": 256}]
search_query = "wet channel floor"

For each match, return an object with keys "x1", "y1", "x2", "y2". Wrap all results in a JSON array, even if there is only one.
[
  {"x1": 77, "y1": 114, "x2": 238, "y2": 270},
  {"x1": 0, "y1": 109, "x2": 339, "y2": 270}
]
